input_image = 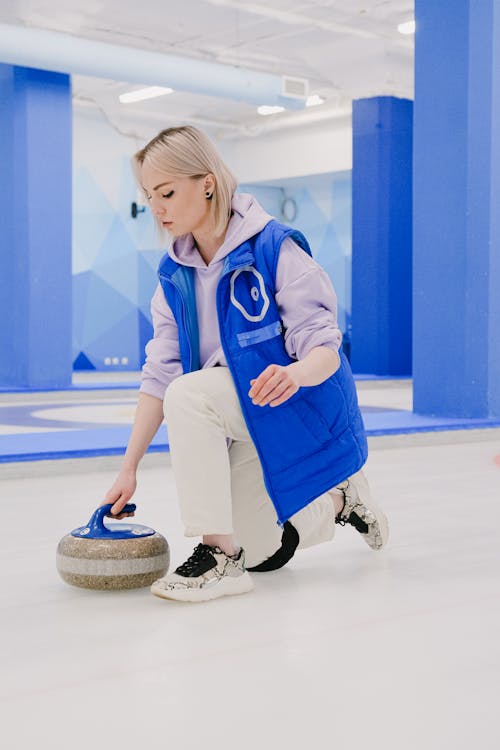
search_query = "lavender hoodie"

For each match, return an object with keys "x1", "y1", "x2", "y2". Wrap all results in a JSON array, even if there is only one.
[{"x1": 140, "y1": 193, "x2": 342, "y2": 401}]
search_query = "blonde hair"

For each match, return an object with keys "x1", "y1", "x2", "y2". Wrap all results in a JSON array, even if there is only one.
[{"x1": 133, "y1": 125, "x2": 238, "y2": 237}]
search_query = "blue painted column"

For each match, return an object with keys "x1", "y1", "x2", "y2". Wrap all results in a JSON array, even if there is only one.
[
  {"x1": 414, "y1": 1, "x2": 500, "y2": 418},
  {"x1": 0, "y1": 65, "x2": 72, "y2": 388},
  {"x1": 351, "y1": 96, "x2": 413, "y2": 376}
]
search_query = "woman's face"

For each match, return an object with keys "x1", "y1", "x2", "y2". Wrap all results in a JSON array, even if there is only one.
[{"x1": 141, "y1": 161, "x2": 214, "y2": 238}]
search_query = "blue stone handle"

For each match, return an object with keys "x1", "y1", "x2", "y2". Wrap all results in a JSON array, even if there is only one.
[{"x1": 87, "y1": 504, "x2": 137, "y2": 538}]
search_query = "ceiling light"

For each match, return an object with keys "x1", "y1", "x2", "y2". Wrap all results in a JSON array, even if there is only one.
[
  {"x1": 398, "y1": 20, "x2": 415, "y2": 35},
  {"x1": 306, "y1": 94, "x2": 326, "y2": 107},
  {"x1": 119, "y1": 86, "x2": 174, "y2": 104},
  {"x1": 257, "y1": 105, "x2": 286, "y2": 116}
]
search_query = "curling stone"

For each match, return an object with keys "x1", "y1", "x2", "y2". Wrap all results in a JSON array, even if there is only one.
[{"x1": 57, "y1": 503, "x2": 169, "y2": 590}]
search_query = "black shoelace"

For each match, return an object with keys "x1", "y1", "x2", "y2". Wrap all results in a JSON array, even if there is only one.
[
  {"x1": 175, "y1": 543, "x2": 218, "y2": 577},
  {"x1": 336, "y1": 511, "x2": 369, "y2": 534}
]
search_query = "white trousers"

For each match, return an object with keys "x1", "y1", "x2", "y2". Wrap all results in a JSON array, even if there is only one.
[{"x1": 163, "y1": 367, "x2": 354, "y2": 569}]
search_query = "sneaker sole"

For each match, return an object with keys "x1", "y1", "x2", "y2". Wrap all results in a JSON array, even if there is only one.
[
  {"x1": 150, "y1": 572, "x2": 255, "y2": 603},
  {"x1": 356, "y1": 502, "x2": 389, "y2": 550},
  {"x1": 346, "y1": 473, "x2": 390, "y2": 551}
]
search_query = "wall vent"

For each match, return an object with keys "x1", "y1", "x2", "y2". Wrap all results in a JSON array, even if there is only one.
[{"x1": 281, "y1": 76, "x2": 309, "y2": 100}]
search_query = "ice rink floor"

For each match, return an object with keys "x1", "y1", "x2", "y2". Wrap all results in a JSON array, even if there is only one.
[{"x1": 1, "y1": 378, "x2": 500, "y2": 749}]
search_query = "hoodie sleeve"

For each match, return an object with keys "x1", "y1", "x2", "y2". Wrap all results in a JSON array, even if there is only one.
[
  {"x1": 139, "y1": 283, "x2": 183, "y2": 401},
  {"x1": 275, "y1": 237, "x2": 343, "y2": 361}
]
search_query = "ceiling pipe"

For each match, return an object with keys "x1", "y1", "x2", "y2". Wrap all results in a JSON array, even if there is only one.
[{"x1": 0, "y1": 22, "x2": 306, "y2": 109}]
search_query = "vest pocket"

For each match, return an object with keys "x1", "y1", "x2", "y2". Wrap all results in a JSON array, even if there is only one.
[
  {"x1": 253, "y1": 395, "x2": 332, "y2": 473},
  {"x1": 300, "y1": 378, "x2": 351, "y2": 438},
  {"x1": 291, "y1": 396, "x2": 333, "y2": 445},
  {"x1": 236, "y1": 320, "x2": 282, "y2": 348}
]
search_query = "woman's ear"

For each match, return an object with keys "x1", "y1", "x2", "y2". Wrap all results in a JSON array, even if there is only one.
[{"x1": 203, "y1": 173, "x2": 216, "y2": 195}]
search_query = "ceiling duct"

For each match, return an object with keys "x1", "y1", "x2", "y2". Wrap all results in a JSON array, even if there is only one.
[{"x1": 0, "y1": 22, "x2": 307, "y2": 110}]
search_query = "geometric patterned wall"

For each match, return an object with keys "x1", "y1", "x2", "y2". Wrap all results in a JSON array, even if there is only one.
[
  {"x1": 241, "y1": 171, "x2": 352, "y2": 335},
  {"x1": 72, "y1": 160, "x2": 162, "y2": 371}
]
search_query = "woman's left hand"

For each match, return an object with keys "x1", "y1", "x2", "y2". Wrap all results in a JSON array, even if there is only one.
[{"x1": 248, "y1": 362, "x2": 302, "y2": 407}]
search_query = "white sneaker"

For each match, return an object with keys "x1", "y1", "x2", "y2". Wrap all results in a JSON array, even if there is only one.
[
  {"x1": 335, "y1": 472, "x2": 389, "y2": 550},
  {"x1": 150, "y1": 543, "x2": 255, "y2": 602}
]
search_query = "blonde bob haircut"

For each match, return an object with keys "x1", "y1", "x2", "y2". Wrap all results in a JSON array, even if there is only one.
[{"x1": 132, "y1": 125, "x2": 238, "y2": 238}]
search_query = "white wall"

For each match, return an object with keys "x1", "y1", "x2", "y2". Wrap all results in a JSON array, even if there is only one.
[{"x1": 218, "y1": 118, "x2": 352, "y2": 183}]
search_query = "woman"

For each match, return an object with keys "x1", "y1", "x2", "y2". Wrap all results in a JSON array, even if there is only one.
[{"x1": 103, "y1": 125, "x2": 388, "y2": 603}]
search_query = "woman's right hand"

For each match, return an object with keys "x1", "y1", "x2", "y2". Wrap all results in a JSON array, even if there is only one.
[{"x1": 102, "y1": 469, "x2": 137, "y2": 519}]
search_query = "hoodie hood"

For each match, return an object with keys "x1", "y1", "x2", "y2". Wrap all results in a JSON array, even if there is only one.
[{"x1": 167, "y1": 192, "x2": 274, "y2": 268}]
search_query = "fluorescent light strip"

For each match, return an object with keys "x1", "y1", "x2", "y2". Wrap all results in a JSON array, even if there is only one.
[
  {"x1": 119, "y1": 86, "x2": 174, "y2": 104},
  {"x1": 306, "y1": 94, "x2": 326, "y2": 107},
  {"x1": 257, "y1": 105, "x2": 285, "y2": 116},
  {"x1": 398, "y1": 20, "x2": 415, "y2": 35}
]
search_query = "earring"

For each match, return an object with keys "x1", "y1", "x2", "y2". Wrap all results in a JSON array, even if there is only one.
[{"x1": 205, "y1": 191, "x2": 213, "y2": 199}]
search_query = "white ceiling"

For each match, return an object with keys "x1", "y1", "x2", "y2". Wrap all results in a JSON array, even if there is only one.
[{"x1": 0, "y1": 0, "x2": 414, "y2": 139}]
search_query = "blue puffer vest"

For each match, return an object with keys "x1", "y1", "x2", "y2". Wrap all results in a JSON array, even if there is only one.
[{"x1": 158, "y1": 219, "x2": 367, "y2": 526}]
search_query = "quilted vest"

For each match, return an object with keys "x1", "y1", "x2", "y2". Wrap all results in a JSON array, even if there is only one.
[{"x1": 158, "y1": 219, "x2": 367, "y2": 526}]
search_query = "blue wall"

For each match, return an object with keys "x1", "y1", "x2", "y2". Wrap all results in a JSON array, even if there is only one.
[
  {"x1": 351, "y1": 96, "x2": 413, "y2": 377},
  {"x1": 413, "y1": 0, "x2": 500, "y2": 417},
  {"x1": 0, "y1": 64, "x2": 72, "y2": 388}
]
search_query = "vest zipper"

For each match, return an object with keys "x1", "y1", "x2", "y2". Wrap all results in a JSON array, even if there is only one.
[{"x1": 216, "y1": 263, "x2": 284, "y2": 528}]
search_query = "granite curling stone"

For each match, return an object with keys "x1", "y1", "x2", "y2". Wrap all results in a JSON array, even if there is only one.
[{"x1": 57, "y1": 503, "x2": 170, "y2": 590}]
